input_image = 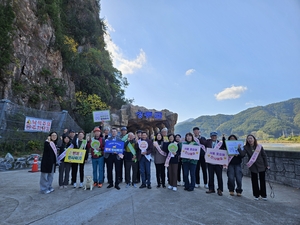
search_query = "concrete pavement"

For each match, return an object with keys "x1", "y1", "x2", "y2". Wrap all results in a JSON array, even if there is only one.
[{"x1": 0, "y1": 162, "x2": 299, "y2": 225}]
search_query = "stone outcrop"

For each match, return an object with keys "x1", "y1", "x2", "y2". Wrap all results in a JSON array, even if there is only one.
[
  {"x1": 110, "y1": 104, "x2": 178, "y2": 135},
  {"x1": 0, "y1": 0, "x2": 75, "y2": 110}
]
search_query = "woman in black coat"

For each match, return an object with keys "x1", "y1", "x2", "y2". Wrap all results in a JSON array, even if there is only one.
[{"x1": 40, "y1": 131, "x2": 58, "y2": 194}]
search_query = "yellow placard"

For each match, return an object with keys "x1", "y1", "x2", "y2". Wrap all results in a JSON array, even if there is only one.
[{"x1": 64, "y1": 148, "x2": 86, "y2": 164}]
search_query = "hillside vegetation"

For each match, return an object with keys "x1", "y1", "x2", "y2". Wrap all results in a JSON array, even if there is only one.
[{"x1": 175, "y1": 98, "x2": 300, "y2": 140}]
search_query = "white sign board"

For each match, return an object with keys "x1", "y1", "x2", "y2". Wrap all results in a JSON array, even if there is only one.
[
  {"x1": 93, "y1": 110, "x2": 110, "y2": 122},
  {"x1": 24, "y1": 117, "x2": 52, "y2": 132}
]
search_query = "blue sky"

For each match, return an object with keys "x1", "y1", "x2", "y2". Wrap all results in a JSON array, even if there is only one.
[{"x1": 101, "y1": 0, "x2": 300, "y2": 122}]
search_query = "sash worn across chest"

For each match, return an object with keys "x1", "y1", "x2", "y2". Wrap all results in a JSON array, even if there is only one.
[{"x1": 246, "y1": 145, "x2": 262, "y2": 168}]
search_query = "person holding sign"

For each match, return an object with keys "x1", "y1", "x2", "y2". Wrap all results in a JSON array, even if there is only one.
[
  {"x1": 181, "y1": 133, "x2": 199, "y2": 192},
  {"x1": 204, "y1": 132, "x2": 225, "y2": 196},
  {"x1": 124, "y1": 132, "x2": 138, "y2": 188},
  {"x1": 135, "y1": 131, "x2": 153, "y2": 189},
  {"x1": 153, "y1": 133, "x2": 167, "y2": 188},
  {"x1": 221, "y1": 134, "x2": 245, "y2": 196},
  {"x1": 163, "y1": 134, "x2": 181, "y2": 191},
  {"x1": 71, "y1": 131, "x2": 88, "y2": 188},
  {"x1": 87, "y1": 127, "x2": 104, "y2": 188},
  {"x1": 40, "y1": 132, "x2": 58, "y2": 194},
  {"x1": 240, "y1": 134, "x2": 269, "y2": 200},
  {"x1": 58, "y1": 136, "x2": 72, "y2": 189},
  {"x1": 104, "y1": 128, "x2": 123, "y2": 190}
]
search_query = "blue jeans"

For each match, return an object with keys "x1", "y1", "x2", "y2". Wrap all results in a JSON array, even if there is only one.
[
  {"x1": 183, "y1": 162, "x2": 196, "y2": 191},
  {"x1": 139, "y1": 156, "x2": 151, "y2": 185},
  {"x1": 227, "y1": 163, "x2": 243, "y2": 193},
  {"x1": 92, "y1": 157, "x2": 104, "y2": 184}
]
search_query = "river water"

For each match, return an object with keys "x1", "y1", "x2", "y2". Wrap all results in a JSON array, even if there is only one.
[{"x1": 260, "y1": 143, "x2": 300, "y2": 151}]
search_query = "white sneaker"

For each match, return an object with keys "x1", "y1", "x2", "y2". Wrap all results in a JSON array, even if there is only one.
[
  {"x1": 73, "y1": 183, "x2": 77, "y2": 188},
  {"x1": 172, "y1": 187, "x2": 177, "y2": 191},
  {"x1": 262, "y1": 197, "x2": 267, "y2": 201},
  {"x1": 49, "y1": 188, "x2": 54, "y2": 192},
  {"x1": 204, "y1": 184, "x2": 209, "y2": 189},
  {"x1": 177, "y1": 181, "x2": 181, "y2": 186},
  {"x1": 254, "y1": 197, "x2": 259, "y2": 200},
  {"x1": 43, "y1": 190, "x2": 51, "y2": 194},
  {"x1": 79, "y1": 183, "x2": 83, "y2": 188},
  {"x1": 168, "y1": 185, "x2": 173, "y2": 190},
  {"x1": 195, "y1": 184, "x2": 199, "y2": 188},
  {"x1": 59, "y1": 186, "x2": 63, "y2": 189},
  {"x1": 64, "y1": 185, "x2": 68, "y2": 189},
  {"x1": 182, "y1": 182, "x2": 185, "y2": 186}
]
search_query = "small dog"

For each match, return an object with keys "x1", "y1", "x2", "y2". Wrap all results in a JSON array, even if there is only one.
[{"x1": 84, "y1": 176, "x2": 93, "y2": 191}]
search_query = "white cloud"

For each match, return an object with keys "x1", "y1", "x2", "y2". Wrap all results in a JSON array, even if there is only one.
[
  {"x1": 215, "y1": 85, "x2": 247, "y2": 101},
  {"x1": 104, "y1": 20, "x2": 146, "y2": 75},
  {"x1": 185, "y1": 69, "x2": 195, "y2": 76}
]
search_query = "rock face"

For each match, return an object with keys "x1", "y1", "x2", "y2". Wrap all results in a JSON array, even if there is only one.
[
  {"x1": 110, "y1": 104, "x2": 178, "y2": 135},
  {"x1": 0, "y1": 0, "x2": 75, "y2": 110}
]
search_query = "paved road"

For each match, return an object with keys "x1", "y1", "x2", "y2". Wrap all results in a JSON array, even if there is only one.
[{"x1": 0, "y1": 162, "x2": 299, "y2": 225}]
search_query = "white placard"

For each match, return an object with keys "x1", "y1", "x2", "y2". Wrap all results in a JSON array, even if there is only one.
[
  {"x1": 93, "y1": 110, "x2": 110, "y2": 122},
  {"x1": 24, "y1": 117, "x2": 52, "y2": 132},
  {"x1": 225, "y1": 140, "x2": 244, "y2": 155}
]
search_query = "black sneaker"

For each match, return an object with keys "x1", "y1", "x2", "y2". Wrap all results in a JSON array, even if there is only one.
[
  {"x1": 147, "y1": 185, "x2": 152, "y2": 189},
  {"x1": 139, "y1": 184, "x2": 146, "y2": 189},
  {"x1": 115, "y1": 185, "x2": 120, "y2": 190},
  {"x1": 107, "y1": 184, "x2": 113, "y2": 188}
]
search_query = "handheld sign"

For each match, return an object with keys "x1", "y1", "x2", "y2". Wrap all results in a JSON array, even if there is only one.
[
  {"x1": 104, "y1": 141, "x2": 124, "y2": 154},
  {"x1": 205, "y1": 148, "x2": 228, "y2": 165},
  {"x1": 139, "y1": 141, "x2": 148, "y2": 152},
  {"x1": 225, "y1": 140, "x2": 244, "y2": 155},
  {"x1": 64, "y1": 149, "x2": 86, "y2": 164},
  {"x1": 91, "y1": 140, "x2": 101, "y2": 156},
  {"x1": 168, "y1": 143, "x2": 178, "y2": 153},
  {"x1": 181, "y1": 144, "x2": 200, "y2": 160}
]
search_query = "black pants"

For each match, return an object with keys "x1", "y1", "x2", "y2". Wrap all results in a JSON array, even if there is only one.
[
  {"x1": 196, "y1": 155, "x2": 208, "y2": 185},
  {"x1": 207, "y1": 163, "x2": 223, "y2": 191},
  {"x1": 72, "y1": 162, "x2": 85, "y2": 183},
  {"x1": 118, "y1": 159, "x2": 124, "y2": 182},
  {"x1": 125, "y1": 160, "x2": 138, "y2": 184},
  {"x1": 155, "y1": 163, "x2": 165, "y2": 185},
  {"x1": 106, "y1": 154, "x2": 121, "y2": 185},
  {"x1": 251, "y1": 171, "x2": 267, "y2": 198},
  {"x1": 136, "y1": 162, "x2": 140, "y2": 183},
  {"x1": 177, "y1": 159, "x2": 183, "y2": 182}
]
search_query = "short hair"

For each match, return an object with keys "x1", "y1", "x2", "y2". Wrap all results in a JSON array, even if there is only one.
[
  {"x1": 141, "y1": 131, "x2": 147, "y2": 135},
  {"x1": 193, "y1": 127, "x2": 200, "y2": 131},
  {"x1": 228, "y1": 134, "x2": 238, "y2": 140},
  {"x1": 161, "y1": 127, "x2": 168, "y2": 132}
]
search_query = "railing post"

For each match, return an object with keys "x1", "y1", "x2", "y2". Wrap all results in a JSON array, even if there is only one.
[{"x1": 58, "y1": 110, "x2": 68, "y2": 133}]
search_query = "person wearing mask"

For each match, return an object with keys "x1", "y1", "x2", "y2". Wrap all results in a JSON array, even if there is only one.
[
  {"x1": 136, "y1": 131, "x2": 153, "y2": 189},
  {"x1": 71, "y1": 131, "x2": 88, "y2": 188},
  {"x1": 193, "y1": 127, "x2": 208, "y2": 189},
  {"x1": 153, "y1": 133, "x2": 167, "y2": 188},
  {"x1": 104, "y1": 128, "x2": 122, "y2": 190},
  {"x1": 87, "y1": 127, "x2": 104, "y2": 188},
  {"x1": 240, "y1": 134, "x2": 269, "y2": 200},
  {"x1": 40, "y1": 131, "x2": 58, "y2": 194}
]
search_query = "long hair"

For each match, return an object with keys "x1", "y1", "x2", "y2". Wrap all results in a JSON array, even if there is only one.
[
  {"x1": 48, "y1": 131, "x2": 58, "y2": 145},
  {"x1": 185, "y1": 132, "x2": 195, "y2": 142},
  {"x1": 228, "y1": 134, "x2": 238, "y2": 140},
  {"x1": 246, "y1": 134, "x2": 257, "y2": 147}
]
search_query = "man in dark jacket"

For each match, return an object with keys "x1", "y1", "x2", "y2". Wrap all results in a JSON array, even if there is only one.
[
  {"x1": 136, "y1": 131, "x2": 153, "y2": 189},
  {"x1": 193, "y1": 127, "x2": 208, "y2": 189},
  {"x1": 104, "y1": 128, "x2": 122, "y2": 190}
]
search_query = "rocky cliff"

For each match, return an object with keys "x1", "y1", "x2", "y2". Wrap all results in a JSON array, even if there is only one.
[{"x1": 0, "y1": 0, "x2": 74, "y2": 111}]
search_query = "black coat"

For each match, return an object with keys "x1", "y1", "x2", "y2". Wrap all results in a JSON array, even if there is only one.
[{"x1": 41, "y1": 141, "x2": 57, "y2": 173}]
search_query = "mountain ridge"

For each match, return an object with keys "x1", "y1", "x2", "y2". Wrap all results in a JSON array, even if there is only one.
[{"x1": 175, "y1": 98, "x2": 300, "y2": 139}]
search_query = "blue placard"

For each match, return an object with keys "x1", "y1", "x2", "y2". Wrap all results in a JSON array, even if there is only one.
[{"x1": 104, "y1": 141, "x2": 124, "y2": 153}]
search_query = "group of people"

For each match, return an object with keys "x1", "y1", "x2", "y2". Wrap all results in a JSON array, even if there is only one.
[{"x1": 39, "y1": 126, "x2": 269, "y2": 200}]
